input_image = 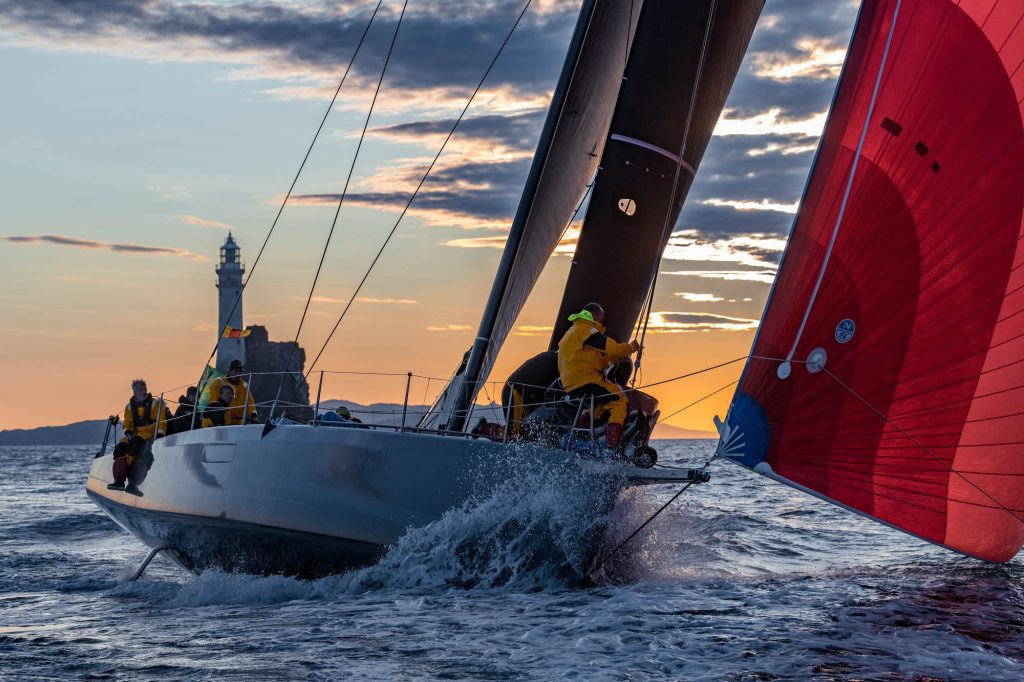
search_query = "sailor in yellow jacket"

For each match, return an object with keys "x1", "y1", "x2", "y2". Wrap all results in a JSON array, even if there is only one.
[
  {"x1": 108, "y1": 378, "x2": 170, "y2": 494},
  {"x1": 205, "y1": 359, "x2": 258, "y2": 425},
  {"x1": 556, "y1": 303, "x2": 640, "y2": 449}
]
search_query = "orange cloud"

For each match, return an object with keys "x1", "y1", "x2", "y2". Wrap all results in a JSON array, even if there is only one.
[
  {"x1": 2, "y1": 234, "x2": 205, "y2": 261},
  {"x1": 425, "y1": 324, "x2": 472, "y2": 332},
  {"x1": 174, "y1": 214, "x2": 230, "y2": 228},
  {"x1": 356, "y1": 297, "x2": 417, "y2": 305}
]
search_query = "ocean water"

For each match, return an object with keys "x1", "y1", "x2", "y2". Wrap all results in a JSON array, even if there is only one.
[{"x1": 1, "y1": 441, "x2": 1022, "y2": 681}]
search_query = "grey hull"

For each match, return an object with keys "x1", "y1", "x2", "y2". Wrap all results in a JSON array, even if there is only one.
[{"x1": 86, "y1": 425, "x2": 665, "y2": 577}]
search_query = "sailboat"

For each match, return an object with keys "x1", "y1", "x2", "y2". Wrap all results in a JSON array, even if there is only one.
[
  {"x1": 84, "y1": 0, "x2": 764, "y2": 578},
  {"x1": 85, "y1": 0, "x2": 1024, "y2": 578}
]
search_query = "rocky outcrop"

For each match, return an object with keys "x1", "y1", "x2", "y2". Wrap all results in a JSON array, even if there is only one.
[{"x1": 239, "y1": 325, "x2": 310, "y2": 421}]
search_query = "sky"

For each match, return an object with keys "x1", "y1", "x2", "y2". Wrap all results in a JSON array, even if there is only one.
[{"x1": 0, "y1": 0, "x2": 860, "y2": 432}]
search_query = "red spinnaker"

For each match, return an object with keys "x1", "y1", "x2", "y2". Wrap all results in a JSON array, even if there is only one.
[{"x1": 721, "y1": 0, "x2": 1024, "y2": 562}]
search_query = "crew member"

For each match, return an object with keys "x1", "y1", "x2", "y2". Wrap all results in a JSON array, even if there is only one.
[
  {"x1": 556, "y1": 303, "x2": 640, "y2": 450},
  {"x1": 205, "y1": 359, "x2": 258, "y2": 425},
  {"x1": 166, "y1": 385, "x2": 198, "y2": 435},
  {"x1": 109, "y1": 379, "x2": 170, "y2": 493},
  {"x1": 202, "y1": 385, "x2": 235, "y2": 427},
  {"x1": 318, "y1": 405, "x2": 364, "y2": 425},
  {"x1": 334, "y1": 406, "x2": 363, "y2": 424},
  {"x1": 501, "y1": 349, "x2": 558, "y2": 439},
  {"x1": 470, "y1": 417, "x2": 501, "y2": 440}
]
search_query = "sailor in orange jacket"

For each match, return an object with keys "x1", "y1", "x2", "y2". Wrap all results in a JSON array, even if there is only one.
[
  {"x1": 556, "y1": 303, "x2": 640, "y2": 449},
  {"x1": 205, "y1": 359, "x2": 258, "y2": 425},
  {"x1": 108, "y1": 378, "x2": 170, "y2": 494}
]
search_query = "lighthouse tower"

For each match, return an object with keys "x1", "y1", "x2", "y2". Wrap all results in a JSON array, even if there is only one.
[{"x1": 216, "y1": 232, "x2": 246, "y2": 373}]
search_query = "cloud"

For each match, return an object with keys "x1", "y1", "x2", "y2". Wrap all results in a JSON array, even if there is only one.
[
  {"x1": 751, "y1": 37, "x2": 846, "y2": 81},
  {"x1": 719, "y1": 0, "x2": 857, "y2": 121},
  {"x1": 0, "y1": 1, "x2": 578, "y2": 241},
  {"x1": 746, "y1": 140, "x2": 817, "y2": 157},
  {"x1": 513, "y1": 324, "x2": 550, "y2": 336},
  {"x1": 663, "y1": 230, "x2": 786, "y2": 269},
  {"x1": 0, "y1": 0, "x2": 857, "y2": 285},
  {"x1": 2, "y1": 234, "x2": 205, "y2": 261},
  {"x1": 672, "y1": 134, "x2": 821, "y2": 238},
  {"x1": 676, "y1": 292, "x2": 725, "y2": 303},
  {"x1": 289, "y1": 139, "x2": 532, "y2": 232},
  {"x1": 713, "y1": 107, "x2": 828, "y2": 138},
  {"x1": 367, "y1": 110, "x2": 545, "y2": 157},
  {"x1": 443, "y1": 235, "x2": 507, "y2": 249},
  {"x1": 355, "y1": 297, "x2": 417, "y2": 304},
  {"x1": 701, "y1": 198, "x2": 798, "y2": 215},
  {"x1": 425, "y1": 324, "x2": 472, "y2": 332},
  {"x1": 174, "y1": 214, "x2": 230, "y2": 229},
  {"x1": 0, "y1": 1, "x2": 577, "y2": 109},
  {"x1": 663, "y1": 270, "x2": 778, "y2": 285},
  {"x1": 305, "y1": 295, "x2": 418, "y2": 306},
  {"x1": 646, "y1": 311, "x2": 760, "y2": 333}
]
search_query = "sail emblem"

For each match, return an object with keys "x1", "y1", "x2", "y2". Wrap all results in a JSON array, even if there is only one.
[
  {"x1": 835, "y1": 319, "x2": 855, "y2": 343},
  {"x1": 617, "y1": 198, "x2": 637, "y2": 216}
]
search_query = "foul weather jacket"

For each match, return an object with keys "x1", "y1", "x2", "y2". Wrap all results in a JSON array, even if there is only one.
[
  {"x1": 122, "y1": 394, "x2": 170, "y2": 442},
  {"x1": 205, "y1": 377, "x2": 257, "y2": 425},
  {"x1": 556, "y1": 319, "x2": 634, "y2": 393},
  {"x1": 201, "y1": 399, "x2": 232, "y2": 428}
]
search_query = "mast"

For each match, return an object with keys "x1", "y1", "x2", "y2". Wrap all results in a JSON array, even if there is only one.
[{"x1": 444, "y1": 0, "x2": 639, "y2": 431}]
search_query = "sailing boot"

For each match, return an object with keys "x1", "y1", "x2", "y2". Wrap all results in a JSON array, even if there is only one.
[
  {"x1": 108, "y1": 457, "x2": 128, "y2": 491},
  {"x1": 604, "y1": 422, "x2": 624, "y2": 458}
]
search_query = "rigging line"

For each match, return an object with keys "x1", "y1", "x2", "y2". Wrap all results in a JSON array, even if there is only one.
[
  {"x1": 270, "y1": 0, "x2": 408, "y2": 416},
  {"x1": 784, "y1": 0, "x2": 902, "y2": 364},
  {"x1": 304, "y1": 0, "x2": 535, "y2": 380},
  {"x1": 586, "y1": 456, "x2": 717, "y2": 580},
  {"x1": 480, "y1": 383, "x2": 501, "y2": 424},
  {"x1": 196, "y1": 0, "x2": 383, "y2": 372},
  {"x1": 186, "y1": 1, "x2": 383, "y2": 428},
  {"x1": 633, "y1": 0, "x2": 719, "y2": 386},
  {"x1": 822, "y1": 368, "x2": 1024, "y2": 527},
  {"x1": 660, "y1": 379, "x2": 738, "y2": 425},
  {"x1": 633, "y1": 355, "x2": 746, "y2": 390},
  {"x1": 554, "y1": 177, "x2": 595, "y2": 258}
]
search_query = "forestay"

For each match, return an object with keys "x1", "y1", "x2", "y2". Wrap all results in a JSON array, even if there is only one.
[{"x1": 720, "y1": 0, "x2": 1024, "y2": 562}]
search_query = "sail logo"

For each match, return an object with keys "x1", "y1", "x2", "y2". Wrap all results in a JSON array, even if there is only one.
[{"x1": 835, "y1": 319, "x2": 856, "y2": 344}]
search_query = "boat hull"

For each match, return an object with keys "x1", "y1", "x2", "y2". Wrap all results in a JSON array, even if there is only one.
[{"x1": 86, "y1": 425, "x2": 628, "y2": 578}]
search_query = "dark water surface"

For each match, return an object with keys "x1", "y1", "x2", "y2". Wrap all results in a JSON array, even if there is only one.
[{"x1": 1, "y1": 442, "x2": 1022, "y2": 680}]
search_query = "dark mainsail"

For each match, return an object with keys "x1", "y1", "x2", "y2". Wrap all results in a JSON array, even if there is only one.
[
  {"x1": 437, "y1": 0, "x2": 642, "y2": 430},
  {"x1": 551, "y1": 0, "x2": 764, "y2": 346}
]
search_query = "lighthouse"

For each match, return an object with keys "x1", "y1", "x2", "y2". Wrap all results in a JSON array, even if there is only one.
[{"x1": 216, "y1": 232, "x2": 246, "y2": 373}]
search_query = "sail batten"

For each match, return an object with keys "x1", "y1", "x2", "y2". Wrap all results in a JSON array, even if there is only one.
[{"x1": 721, "y1": 0, "x2": 1024, "y2": 562}]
